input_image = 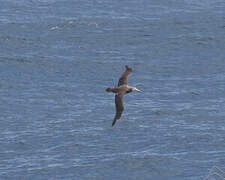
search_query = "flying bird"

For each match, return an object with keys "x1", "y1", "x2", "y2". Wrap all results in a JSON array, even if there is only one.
[{"x1": 106, "y1": 65, "x2": 141, "y2": 126}]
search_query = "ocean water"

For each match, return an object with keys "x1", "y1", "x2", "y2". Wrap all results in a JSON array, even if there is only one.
[{"x1": 0, "y1": 0, "x2": 225, "y2": 179}]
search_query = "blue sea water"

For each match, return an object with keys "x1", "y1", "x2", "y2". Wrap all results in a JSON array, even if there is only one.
[{"x1": 0, "y1": 0, "x2": 225, "y2": 179}]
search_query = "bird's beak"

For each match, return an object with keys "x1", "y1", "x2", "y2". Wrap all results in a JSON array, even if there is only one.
[{"x1": 135, "y1": 88, "x2": 141, "y2": 92}]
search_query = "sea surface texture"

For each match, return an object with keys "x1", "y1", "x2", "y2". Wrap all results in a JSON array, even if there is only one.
[{"x1": 0, "y1": 0, "x2": 225, "y2": 179}]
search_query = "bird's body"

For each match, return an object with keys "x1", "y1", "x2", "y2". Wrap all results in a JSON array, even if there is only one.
[
  {"x1": 106, "y1": 85, "x2": 136, "y2": 94},
  {"x1": 106, "y1": 65, "x2": 140, "y2": 126}
]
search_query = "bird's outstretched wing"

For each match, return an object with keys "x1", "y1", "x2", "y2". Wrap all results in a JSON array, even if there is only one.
[
  {"x1": 112, "y1": 92, "x2": 125, "y2": 126},
  {"x1": 117, "y1": 65, "x2": 132, "y2": 86}
]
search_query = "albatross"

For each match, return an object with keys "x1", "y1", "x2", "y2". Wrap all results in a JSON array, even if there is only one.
[{"x1": 106, "y1": 65, "x2": 141, "y2": 126}]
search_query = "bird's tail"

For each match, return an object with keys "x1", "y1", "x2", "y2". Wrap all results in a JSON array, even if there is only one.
[
  {"x1": 106, "y1": 88, "x2": 118, "y2": 93},
  {"x1": 106, "y1": 88, "x2": 113, "y2": 92}
]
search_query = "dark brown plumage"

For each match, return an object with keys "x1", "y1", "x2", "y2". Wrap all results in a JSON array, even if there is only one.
[
  {"x1": 112, "y1": 92, "x2": 125, "y2": 126},
  {"x1": 118, "y1": 65, "x2": 132, "y2": 86},
  {"x1": 106, "y1": 65, "x2": 140, "y2": 126}
]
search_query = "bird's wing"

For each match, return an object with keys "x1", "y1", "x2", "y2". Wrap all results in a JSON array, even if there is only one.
[
  {"x1": 117, "y1": 65, "x2": 132, "y2": 86},
  {"x1": 112, "y1": 91, "x2": 125, "y2": 126}
]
